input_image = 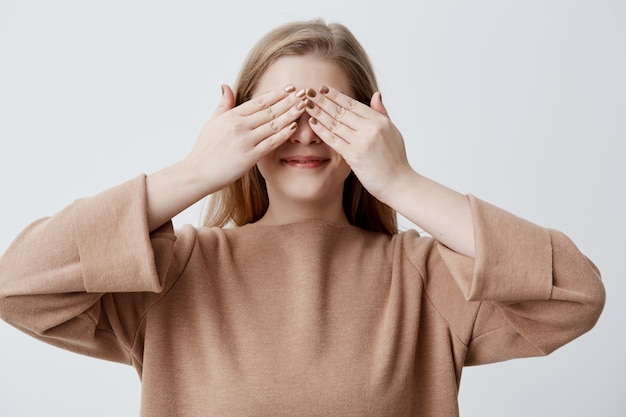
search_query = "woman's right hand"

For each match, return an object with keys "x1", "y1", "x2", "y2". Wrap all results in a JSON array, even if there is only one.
[
  {"x1": 185, "y1": 84, "x2": 305, "y2": 193},
  {"x1": 145, "y1": 84, "x2": 305, "y2": 230}
]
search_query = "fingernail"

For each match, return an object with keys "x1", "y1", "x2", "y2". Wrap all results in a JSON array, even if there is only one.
[
  {"x1": 289, "y1": 121, "x2": 298, "y2": 130},
  {"x1": 306, "y1": 88, "x2": 317, "y2": 98},
  {"x1": 305, "y1": 99, "x2": 314, "y2": 109},
  {"x1": 284, "y1": 84, "x2": 296, "y2": 93},
  {"x1": 295, "y1": 89, "x2": 306, "y2": 99},
  {"x1": 309, "y1": 117, "x2": 318, "y2": 125},
  {"x1": 221, "y1": 84, "x2": 225, "y2": 95},
  {"x1": 319, "y1": 85, "x2": 329, "y2": 94},
  {"x1": 296, "y1": 101, "x2": 306, "y2": 111}
]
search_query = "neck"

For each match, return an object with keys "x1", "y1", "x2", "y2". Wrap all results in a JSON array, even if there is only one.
[{"x1": 256, "y1": 196, "x2": 349, "y2": 227}]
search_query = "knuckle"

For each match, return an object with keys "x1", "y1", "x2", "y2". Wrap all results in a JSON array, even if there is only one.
[
  {"x1": 286, "y1": 94, "x2": 300, "y2": 106},
  {"x1": 231, "y1": 120, "x2": 246, "y2": 132},
  {"x1": 254, "y1": 97, "x2": 267, "y2": 109},
  {"x1": 290, "y1": 106, "x2": 302, "y2": 117},
  {"x1": 269, "y1": 119, "x2": 279, "y2": 132},
  {"x1": 310, "y1": 105, "x2": 322, "y2": 116},
  {"x1": 370, "y1": 122, "x2": 385, "y2": 137}
]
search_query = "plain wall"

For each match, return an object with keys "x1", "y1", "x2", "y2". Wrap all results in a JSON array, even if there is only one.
[{"x1": 0, "y1": 1, "x2": 624, "y2": 415}]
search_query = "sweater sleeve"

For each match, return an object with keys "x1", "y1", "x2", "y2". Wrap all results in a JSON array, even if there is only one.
[
  {"x1": 0, "y1": 175, "x2": 184, "y2": 365},
  {"x1": 435, "y1": 195, "x2": 605, "y2": 365}
]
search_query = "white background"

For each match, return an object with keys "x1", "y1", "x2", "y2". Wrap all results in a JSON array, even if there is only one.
[{"x1": 1, "y1": 0, "x2": 624, "y2": 416}]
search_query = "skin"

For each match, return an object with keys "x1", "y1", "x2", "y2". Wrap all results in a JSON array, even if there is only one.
[
  {"x1": 145, "y1": 54, "x2": 475, "y2": 257},
  {"x1": 253, "y1": 56, "x2": 353, "y2": 226}
]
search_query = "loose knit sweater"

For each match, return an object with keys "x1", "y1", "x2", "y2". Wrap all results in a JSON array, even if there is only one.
[{"x1": 0, "y1": 175, "x2": 605, "y2": 416}]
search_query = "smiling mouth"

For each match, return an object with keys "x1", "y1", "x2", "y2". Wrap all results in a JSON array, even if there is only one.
[{"x1": 281, "y1": 158, "x2": 329, "y2": 168}]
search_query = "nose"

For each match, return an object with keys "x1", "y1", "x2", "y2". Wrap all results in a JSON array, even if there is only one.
[{"x1": 289, "y1": 113, "x2": 322, "y2": 145}]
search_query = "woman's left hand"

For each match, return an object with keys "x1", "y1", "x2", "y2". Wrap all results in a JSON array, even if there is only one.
[
  {"x1": 304, "y1": 86, "x2": 414, "y2": 205},
  {"x1": 305, "y1": 86, "x2": 475, "y2": 257}
]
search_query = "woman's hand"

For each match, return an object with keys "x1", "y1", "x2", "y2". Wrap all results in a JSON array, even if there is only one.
[
  {"x1": 145, "y1": 84, "x2": 305, "y2": 230},
  {"x1": 185, "y1": 84, "x2": 306, "y2": 193},
  {"x1": 303, "y1": 86, "x2": 414, "y2": 206},
  {"x1": 304, "y1": 86, "x2": 475, "y2": 257}
]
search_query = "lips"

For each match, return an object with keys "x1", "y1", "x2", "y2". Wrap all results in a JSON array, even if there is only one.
[{"x1": 281, "y1": 155, "x2": 330, "y2": 168}]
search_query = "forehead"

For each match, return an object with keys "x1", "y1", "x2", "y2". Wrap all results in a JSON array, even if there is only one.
[{"x1": 254, "y1": 55, "x2": 354, "y2": 97}]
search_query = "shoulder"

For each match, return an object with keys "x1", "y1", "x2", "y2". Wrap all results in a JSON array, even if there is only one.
[
  {"x1": 393, "y1": 229, "x2": 439, "y2": 267},
  {"x1": 172, "y1": 223, "x2": 235, "y2": 257}
]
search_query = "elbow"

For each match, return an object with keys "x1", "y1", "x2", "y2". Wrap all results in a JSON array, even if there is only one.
[
  {"x1": 0, "y1": 276, "x2": 15, "y2": 324},
  {"x1": 568, "y1": 257, "x2": 606, "y2": 340},
  {"x1": 549, "y1": 279, "x2": 606, "y2": 354},
  {"x1": 0, "y1": 295, "x2": 9, "y2": 324},
  {"x1": 0, "y1": 294, "x2": 30, "y2": 337},
  {"x1": 548, "y1": 230, "x2": 607, "y2": 344},
  {"x1": 0, "y1": 293, "x2": 31, "y2": 332},
  {"x1": 577, "y1": 277, "x2": 606, "y2": 336},
  {"x1": 0, "y1": 270, "x2": 30, "y2": 329},
  {"x1": 522, "y1": 278, "x2": 606, "y2": 357}
]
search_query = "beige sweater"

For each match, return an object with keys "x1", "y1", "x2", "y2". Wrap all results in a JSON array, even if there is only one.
[{"x1": 0, "y1": 175, "x2": 605, "y2": 416}]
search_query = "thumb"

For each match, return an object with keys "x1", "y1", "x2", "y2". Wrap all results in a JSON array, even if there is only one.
[
  {"x1": 370, "y1": 91, "x2": 389, "y2": 118},
  {"x1": 211, "y1": 84, "x2": 235, "y2": 119}
]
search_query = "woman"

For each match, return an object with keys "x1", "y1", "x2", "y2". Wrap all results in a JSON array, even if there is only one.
[{"x1": 0, "y1": 20, "x2": 605, "y2": 416}]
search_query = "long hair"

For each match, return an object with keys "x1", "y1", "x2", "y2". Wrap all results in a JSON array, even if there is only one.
[{"x1": 202, "y1": 20, "x2": 398, "y2": 235}]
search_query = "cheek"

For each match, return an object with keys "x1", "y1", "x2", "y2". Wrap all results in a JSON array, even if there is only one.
[
  {"x1": 330, "y1": 149, "x2": 350, "y2": 173},
  {"x1": 337, "y1": 159, "x2": 352, "y2": 181},
  {"x1": 255, "y1": 160, "x2": 270, "y2": 181},
  {"x1": 255, "y1": 150, "x2": 279, "y2": 179}
]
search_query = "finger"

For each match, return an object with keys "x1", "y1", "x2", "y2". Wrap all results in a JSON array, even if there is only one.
[
  {"x1": 304, "y1": 87, "x2": 362, "y2": 131},
  {"x1": 303, "y1": 97, "x2": 356, "y2": 143},
  {"x1": 247, "y1": 87, "x2": 307, "y2": 129},
  {"x1": 210, "y1": 84, "x2": 235, "y2": 120},
  {"x1": 253, "y1": 99, "x2": 306, "y2": 142},
  {"x1": 254, "y1": 119, "x2": 299, "y2": 156},
  {"x1": 315, "y1": 85, "x2": 371, "y2": 119},
  {"x1": 370, "y1": 91, "x2": 389, "y2": 118},
  {"x1": 308, "y1": 116, "x2": 350, "y2": 157},
  {"x1": 236, "y1": 84, "x2": 298, "y2": 118}
]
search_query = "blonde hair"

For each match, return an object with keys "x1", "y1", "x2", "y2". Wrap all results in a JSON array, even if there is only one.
[{"x1": 202, "y1": 19, "x2": 398, "y2": 235}]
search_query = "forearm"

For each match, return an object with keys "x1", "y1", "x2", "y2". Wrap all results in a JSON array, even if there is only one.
[
  {"x1": 389, "y1": 170, "x2": 475, "y2": 258},
  {"x1": 145, "y1": 159, "x2": 216, "y2": 231},
  {"x1": 145, "y1": 85, "x2": 307, "y2": 231}
]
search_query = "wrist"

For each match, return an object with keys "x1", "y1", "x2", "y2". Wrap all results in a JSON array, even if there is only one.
[
  {"x1": 377, "y1": 166, "x2": 422, "y2": 209},
  {"x1": 145, "y1": 159, "x2": 217, "y2": 231},
  {"x1": 173, "y1": 156, "x2": 219, "y2": 197}
]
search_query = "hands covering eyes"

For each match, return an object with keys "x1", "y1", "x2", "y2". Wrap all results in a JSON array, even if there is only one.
[{"x1": 186, "y1": 83, "x2": 411, "y2": 204}]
